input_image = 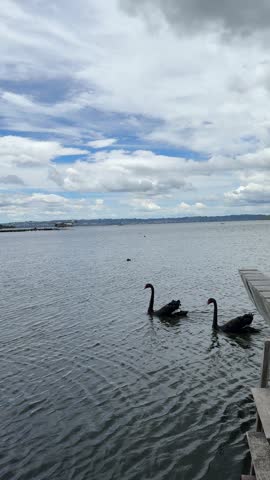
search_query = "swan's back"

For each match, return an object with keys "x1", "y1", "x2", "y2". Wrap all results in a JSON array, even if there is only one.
[
  {"x1": 155, "y1": 300, "x2": 180, "y2": 317},
  {"x1": 222, "y1": 313, "x2": 253, "y2": 333}
]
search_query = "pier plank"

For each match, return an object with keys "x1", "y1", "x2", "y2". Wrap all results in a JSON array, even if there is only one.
[
  {"x1": 246, "y1": 431, "x2": 270, "y2": 480},
  {"x1": 239, "y1": 269, "x2": 270, "y2": 326},
  {"x1": 252, "y1": 388, "x2": 270, "y2": 440}
]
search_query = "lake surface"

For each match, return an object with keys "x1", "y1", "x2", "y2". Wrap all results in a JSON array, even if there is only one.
[{"x1": 1, "y1": 221, "x2": 270, "y2": 480}]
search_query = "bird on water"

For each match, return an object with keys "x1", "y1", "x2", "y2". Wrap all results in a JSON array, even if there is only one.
[
  {"x1": 207, "y1": 297, "x2": 255, "y2": 333},
  {"x1": 144, "y1": 283, "x2": 188, "y2": 318}
]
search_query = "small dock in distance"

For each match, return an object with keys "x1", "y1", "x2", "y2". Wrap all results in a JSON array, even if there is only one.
[
  {"x1": 0, "y1": 222, "x2": 74, "y2": 232},
  {"x1": 240, "y1": 269, "x2": 270, "y2": 480},
  {"x1": 0, "y1": 221, "x2": 74, "y2": 233},
  {"x1": 0, "y1": 227, "x2": 59, "y2": 232}
]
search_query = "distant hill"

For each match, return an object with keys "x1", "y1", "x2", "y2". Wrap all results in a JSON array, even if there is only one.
[
  {"x1": 72, "y1": 214, "x2": 270, "y2": 226},
  {"x1": 2, "y1": 214, "x2": 270, "y2": 229}
]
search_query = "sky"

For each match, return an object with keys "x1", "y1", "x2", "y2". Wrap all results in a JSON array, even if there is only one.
[{"x1": 1, "y1": 0, "x2": 270, "y2": 221}]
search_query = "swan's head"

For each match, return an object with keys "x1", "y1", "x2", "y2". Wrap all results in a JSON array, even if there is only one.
[
  {"x1": 207, "y1": 298, "x2": 215, "y2": 305},
  {"x1": 144, "y1": 283, "x2": 153, "y2": 290}
]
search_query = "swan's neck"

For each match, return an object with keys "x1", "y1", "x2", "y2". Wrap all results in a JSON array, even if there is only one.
[
  {"x1": 212, "y1": 300, "x2": 218, "y2": 329},
  {"x1": 148, "y1": 286, "x2": 154, "y2": 314}
]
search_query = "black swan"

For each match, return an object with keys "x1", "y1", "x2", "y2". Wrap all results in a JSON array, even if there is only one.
[
  {"x1": 144, "y1": 283, "x2": 188, "y2": 317},
  {"x1": 207, "y1": 298, "x2": 254, "y2": 333}
]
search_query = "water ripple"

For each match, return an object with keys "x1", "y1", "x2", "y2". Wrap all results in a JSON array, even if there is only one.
[{"x1": 1, "y1": 223, "x2": 270, "y2": 479}]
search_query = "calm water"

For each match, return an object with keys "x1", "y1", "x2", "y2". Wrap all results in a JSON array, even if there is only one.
[{"x1": 1, "y1": 221, "x2": 270, "y2": 480}]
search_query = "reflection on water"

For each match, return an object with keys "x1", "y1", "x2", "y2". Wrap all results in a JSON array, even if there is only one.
[
  {"x1": 1, "y1": 221, "x2": 270, "y2": 480},
  {"x1": 208, "y1": 330, "x2": 221, "y2": 351}
]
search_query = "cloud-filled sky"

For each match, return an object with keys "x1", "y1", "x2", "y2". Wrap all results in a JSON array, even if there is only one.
[{"x1": 1, "y1": 0, "x2": 270, "y2": 221}]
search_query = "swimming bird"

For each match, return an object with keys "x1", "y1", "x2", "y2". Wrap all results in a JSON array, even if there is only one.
[
  {"x1": 207, "y1": 298, "x2": 254, "y2": 333},
  {"x1": 144, "y1": 283, "x2": 188, "y2": 317}
]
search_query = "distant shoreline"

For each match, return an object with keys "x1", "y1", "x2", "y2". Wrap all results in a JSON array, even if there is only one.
[
  {"x1": 1, "y1": 214, "x2": 270, "y2": 230},
  {"x1": 74, "y1": 214, "x2": 270, "y2": 226}
]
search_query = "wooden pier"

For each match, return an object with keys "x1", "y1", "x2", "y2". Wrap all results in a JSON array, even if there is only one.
[{"x1": 240, "y1": 269, "x2": 270, "y2": 480}]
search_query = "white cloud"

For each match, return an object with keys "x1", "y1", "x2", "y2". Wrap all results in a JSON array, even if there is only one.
[
  {"x1": 195, "y1": 202, "x2": 206, "y2": 209},
  {"x1": 49, "y1": 149, "x2": 191, "y2": 193},
  {"x1": 1, "y1": 0, "x2": 270, "y2": 157},
  {"x1": 178, "y1": 202, "x2": 190, "y2": 210},
  {"x1": 2, "y1": 1, "x2": 270, "y2": 218},
  {"x1": 0, "y1": 135, "x2": 87, "y2": 167},
  {"x1": 87, "y1": 138, "x2": 117, "y2": 148},
  {"x1": 177, "y1": 201, "x2": 207, "y2": 212},
  {"x1": 1, "y1": 131, "x2": 270, "y2": 219},
  {"x1": 0, "y1": 192, "x2": 106, "y2": 220},
  {"x1": 128, "y1": 197, "x2": 161, "y2": 211}
]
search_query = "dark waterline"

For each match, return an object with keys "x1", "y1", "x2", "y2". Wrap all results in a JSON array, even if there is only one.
[{"x1": 1, "y1": 221, "x2": 270, "y2": 480}]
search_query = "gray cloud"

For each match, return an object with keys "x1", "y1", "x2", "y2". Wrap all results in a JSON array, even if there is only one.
[
  {"x1": 121, "y1": 0, "x2": 270, "y2": 36},
  {"x1": 225, "y1": 183, "x2": 270, "y2": 205},
  {"x1": 0, "y1": 175, "x2": 25, "y2": 185}
]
